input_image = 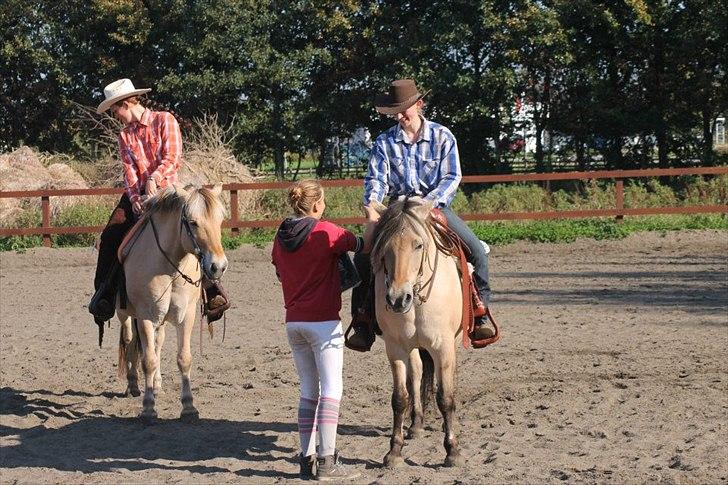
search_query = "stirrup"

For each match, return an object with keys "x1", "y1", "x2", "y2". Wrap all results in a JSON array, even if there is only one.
[
  {"x1": 203, "y1": 283, "x2": 230, "y2": 323},
  {"x1": 469, "y1": 308, "x2": 501, "y2": 349}
]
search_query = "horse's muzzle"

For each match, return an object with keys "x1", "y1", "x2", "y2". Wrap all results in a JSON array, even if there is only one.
[
  {"x1": 386, "y1": 287, "x2": 413, "y2": 313},
  {"x1": 203, "y1": 255, "x2": 228, "y2": 281}
]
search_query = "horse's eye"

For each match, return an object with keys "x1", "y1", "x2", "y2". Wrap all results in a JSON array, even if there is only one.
[
  {"x1": 415, "y1": 242, "x2": 423, "y2": 250},
  {"x1": 189, "y1": 220, "x2": 198, "y2": 227}
]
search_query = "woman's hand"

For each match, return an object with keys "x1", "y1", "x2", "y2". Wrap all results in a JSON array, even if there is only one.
[
  {"x1": 132, "y1": 200, "x2": 144, "y2": 215},
  {"x1": 145, "y1": 178, "x2": 158, "y2": 196}
]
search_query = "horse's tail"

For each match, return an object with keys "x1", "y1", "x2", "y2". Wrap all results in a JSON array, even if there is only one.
[{"x1": 419, "y1": 348, "x2": 435, "y2": 413}]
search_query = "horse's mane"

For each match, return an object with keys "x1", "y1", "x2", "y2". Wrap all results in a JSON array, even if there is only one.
[
  {"x1": 370, "y1": 197, "x2": 431, "y2": 272},
  {"x1": 146, "y1": 185, "x2": 225, "y2": 221}
]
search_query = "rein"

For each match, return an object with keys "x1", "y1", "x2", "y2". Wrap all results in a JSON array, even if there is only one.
[{"x1": 149, "y1": 207, "x2": 203, "y2": 287}]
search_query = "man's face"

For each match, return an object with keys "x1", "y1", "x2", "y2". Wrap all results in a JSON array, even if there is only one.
[{"x1": 392, "y1": 100, "x2": 422, "y2": 131}]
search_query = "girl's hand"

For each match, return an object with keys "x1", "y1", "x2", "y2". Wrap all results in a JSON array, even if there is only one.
[{"x1": 145, "y1": 178, "x2": 158, "y2": 196}]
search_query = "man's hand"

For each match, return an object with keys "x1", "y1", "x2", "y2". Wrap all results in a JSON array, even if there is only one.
[
  {"x1": 362, "y1": 204, "x2": 380, "y2": 223},
  {"x1": 145, "y1": 178, "x2": 158, "y2": 196}
]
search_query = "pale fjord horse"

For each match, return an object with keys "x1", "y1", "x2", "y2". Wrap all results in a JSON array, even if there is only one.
[
  {"x1": 370, "y1": 196, "x2": 465, "y2": 467},
  {"x1": 117, "y1": 184, "x2": 227, "y2": 422}
]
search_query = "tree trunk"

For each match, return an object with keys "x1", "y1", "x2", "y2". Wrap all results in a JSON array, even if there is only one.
[
  {"x1": 702, "y1": 105, "x2": 714, "y2": 166},
  {"x1": 656, "y1": 124, "x2": 668, "y2": 168},
  {"x1": 272, "y1": 102, "x2": 285, "y2": 180},
  {"x1": 575, "y1": 136, "x2": 585, "y2": 170}
]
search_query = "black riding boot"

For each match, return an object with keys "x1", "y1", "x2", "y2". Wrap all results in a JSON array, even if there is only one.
[
  {"x1": 345, "y1": 252, "x2": 378, "y2": 352},
  {"x1": 89, "y1": 195, "x2": 134, "y2": 322}
]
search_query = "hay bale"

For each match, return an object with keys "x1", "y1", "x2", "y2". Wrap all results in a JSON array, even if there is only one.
[{"x1": 0, "y1": 147, "x2": 91, "y2": 226}]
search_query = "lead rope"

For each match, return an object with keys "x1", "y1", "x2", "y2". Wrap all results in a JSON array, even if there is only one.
[{"x1": 199, "y1": 286, "x2": 206, "y2": 357}]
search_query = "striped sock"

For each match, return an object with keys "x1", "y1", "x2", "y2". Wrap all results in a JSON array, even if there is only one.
[
  {"x1": 317, "y1": 396, "x2": 341, "y2": 456},
  {"x1": 297, "y1": 396, "x2": 318, "y2": 457}
]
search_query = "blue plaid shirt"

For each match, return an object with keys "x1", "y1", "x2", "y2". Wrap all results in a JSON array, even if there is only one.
[{"x1": 363, "y1": 117, "x2": 462, "y2": 208}]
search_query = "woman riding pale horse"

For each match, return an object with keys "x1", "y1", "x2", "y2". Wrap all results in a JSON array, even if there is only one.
[
  {"x1": 370, "y1": 196, "x2": 466, "y2": 468},
  {"x1": 117, "y1": 183, "x2": 227, "y2": 422}
]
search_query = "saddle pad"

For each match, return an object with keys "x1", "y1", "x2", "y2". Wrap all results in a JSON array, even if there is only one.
[{"x1": 117, "y1": 216, "x2": 149, "y2": 264}]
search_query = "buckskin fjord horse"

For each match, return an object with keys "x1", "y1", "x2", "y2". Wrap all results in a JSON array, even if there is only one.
[
  {"x1": 369, "y1": 196, "x2": 466, "y2": 467},
  {"x1": 116, "y1": 184, "x2": 227, "y2": 423}
]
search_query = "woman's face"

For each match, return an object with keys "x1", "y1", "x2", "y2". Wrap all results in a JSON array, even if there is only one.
[
  {"x1": 110, "y1": 101, "x2": 133, "y2": 125},
  {"x1": 393, "y1": 100, "x2": 422, "y2": 131}
]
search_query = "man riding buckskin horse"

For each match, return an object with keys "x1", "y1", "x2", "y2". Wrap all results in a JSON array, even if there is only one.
[
  {"x1": 88, "y1": 79, "x2": 229, "y2": 328},
  {"x1": 345, "y1": 79, "x2": 496, "y2": 352}
]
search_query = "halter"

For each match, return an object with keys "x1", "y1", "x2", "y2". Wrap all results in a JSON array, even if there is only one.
[{"x1": 149, "y1": 202, "x2": 204, "y2": 287}]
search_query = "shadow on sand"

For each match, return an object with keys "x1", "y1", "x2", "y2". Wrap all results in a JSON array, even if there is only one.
[{"x1": 0, "y1": 387, "x2": 388, "y2": 478}]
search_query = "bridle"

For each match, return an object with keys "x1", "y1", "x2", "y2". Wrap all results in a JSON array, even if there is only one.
[
  {"x1": 381, "y1": 218, "x2": 440, "y2": 306},
  {"x1": 149, "y1": 203, "x2": 204, "y2": 287}
]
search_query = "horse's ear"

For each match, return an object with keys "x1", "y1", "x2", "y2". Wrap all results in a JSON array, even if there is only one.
[
  {"x1": 210, "y1": 183, "x2": 223, "y2": 197},
  {"x1": 173, "y1": 183, "x2": 189, "y2": 199},
  {"x1": 369, "y1": 200, "x2": 387, "y2": 216}
]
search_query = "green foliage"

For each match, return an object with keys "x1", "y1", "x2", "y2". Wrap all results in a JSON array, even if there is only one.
[
  {"x1": 468, "y1": 183, "x2": 550, "y2": 213},
  {"x1": 2, "y1": 176, "x2": 725, "y2": 251},
  {"x1": 52, "y1": 204, "x2": 109, "y2": 246},
  {"x1": 3, "y1": 0, "x2": 725, "y2": 170}
]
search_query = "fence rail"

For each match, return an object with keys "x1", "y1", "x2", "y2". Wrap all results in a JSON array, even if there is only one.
[{"x1": 1, "y1": 167, "x2": 726, "y2": 247}]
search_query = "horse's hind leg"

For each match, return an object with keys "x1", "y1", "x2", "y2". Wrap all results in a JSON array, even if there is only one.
[
  {"x1": 153, "y1": 324, "x2": 165, "y2": 396},
  {"x1": 383, "y1": 344, "x2": 409, "y2": 468},
  {"x1": 119, "y1": 317, "x2": 141, "y2": 397},
  {"x1": 434, "y1": 343, "x2": 463, "y2": 467},
  {"x1": 406, "y1": 348, "x2": 424, "y2": 439},
  {"x1": 138, "y1": 319, "x2": 159, "y2": 423},
  {"x1": 177, "y1": 304, "x2": 199, "y2": 421}
]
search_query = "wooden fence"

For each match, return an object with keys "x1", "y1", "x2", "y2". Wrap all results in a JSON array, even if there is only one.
[{"x1": 1, "y1": 167, "x2": 726, "y2": 247}]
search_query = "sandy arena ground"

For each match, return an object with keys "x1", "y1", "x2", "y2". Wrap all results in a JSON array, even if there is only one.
[{"x1": 1, "y1": 230, "x2": 727, "y2": 484}]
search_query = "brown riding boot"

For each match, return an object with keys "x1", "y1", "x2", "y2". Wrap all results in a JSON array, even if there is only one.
[
  {"x1": 316, "y1": 452, "x2": 361, "y2": 481},
  {"x1": 471, "y1": 316, "x2": 496, "y2": 340},
  {"x1": 204, "y1": 280, "x2": 230, "y2": 323}
]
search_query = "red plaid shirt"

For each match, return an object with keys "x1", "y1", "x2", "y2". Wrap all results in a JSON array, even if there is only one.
[{"x1": 118, "y1": 109, "x2": 182, "y2": 203}]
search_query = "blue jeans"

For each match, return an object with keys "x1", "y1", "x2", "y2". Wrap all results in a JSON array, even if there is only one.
[{"x1": 440, "y1": 207, "x2": 491, "y2": 307}]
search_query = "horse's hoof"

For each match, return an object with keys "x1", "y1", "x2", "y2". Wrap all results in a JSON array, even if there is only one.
[
  {"x1": 139, "y1": 410, "x2": 158, "y2": 425},
  {"x1": 125, "y1": 386, "x2": 141, "y2": 397},
  {"x1": 179, "y1": 408, "x2": 200, "y2": 422},
  {"x1": 383, "y1": 453, "x2": 404, "y2": 468},
  {"x1": 444, "y1": 453, "x2": 465, "y2": 467},
  {"x1": 406, "y1": 426, "x2": 424, "y2": 439}
]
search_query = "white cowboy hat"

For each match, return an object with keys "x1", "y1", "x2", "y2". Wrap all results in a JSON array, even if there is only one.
[{"x1": 96, "y1": 78, "x2": 151, "y2": 114}]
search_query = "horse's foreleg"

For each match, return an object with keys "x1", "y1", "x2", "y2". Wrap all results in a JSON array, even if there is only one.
[
  {"x1": 435, "y1": 344, "x2": 463, "y2": 467},
  {"x1": 383, "y1": 345, "x2": 409, "y2": 468},
  {"x1": 138, "y1": 319, "x2": 159, "y2": 423},
  {"x1": 177, "y1": 303, "x2": 198, "y2": 421},
  {"x1": 407, "y1": 348, "x2": 424, "y2": 439},
  {"x1": 153, "y1": 324, "x2": 165, "y2": 396}
]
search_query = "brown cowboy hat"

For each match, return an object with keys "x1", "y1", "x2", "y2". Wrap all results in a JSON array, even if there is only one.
[{"x1": 374, "y1": 79, "x2": 430, "y2": 115}]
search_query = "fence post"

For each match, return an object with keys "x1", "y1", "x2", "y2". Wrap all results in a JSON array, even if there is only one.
[
  {"x1": 230, "y1": 189, "x2": 240, "y2": 235},
  {"x1": 41, "y1": 195, "x2": 51, "y2": 247},
  {"x1": 615, "y1": 179, "x2": 624, "y2": 223}
]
